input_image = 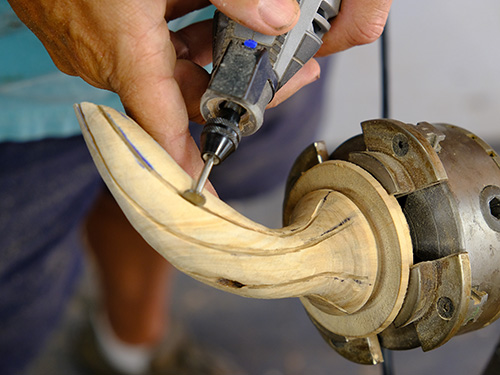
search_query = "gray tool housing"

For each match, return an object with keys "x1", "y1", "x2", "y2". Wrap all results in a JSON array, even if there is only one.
[{"x1": 200, "y1": 0, "x2": 341, "y2": 137}]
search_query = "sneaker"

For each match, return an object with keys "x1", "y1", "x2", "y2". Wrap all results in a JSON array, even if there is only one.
[{"x1": 75, "y1": 318, "x2": 246, "y2": 375}]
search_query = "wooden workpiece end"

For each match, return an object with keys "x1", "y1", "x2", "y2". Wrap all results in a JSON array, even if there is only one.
[{"x1": 76, "y1": 102, "x2": 412, "y2": 338}]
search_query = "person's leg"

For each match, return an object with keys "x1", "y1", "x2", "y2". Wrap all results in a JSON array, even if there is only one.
[
  {"x1": 0, "y1": 136, "x2": 102, "y2": 375},
  {"x1": 81, "y1": 190, "x2": 243, "y2": 375},
  {"x1": 84, "y1": 189, "x2": 173, "y2": 346}
]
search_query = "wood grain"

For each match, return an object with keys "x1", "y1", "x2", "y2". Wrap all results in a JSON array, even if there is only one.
[{"x1": 76, "y1": 102, "x2": 412, "y2": 337}]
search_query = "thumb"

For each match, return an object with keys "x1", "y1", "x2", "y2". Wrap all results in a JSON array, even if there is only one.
[{"x1": 210, "y1": 0, "x2": 300, "y2": 35}]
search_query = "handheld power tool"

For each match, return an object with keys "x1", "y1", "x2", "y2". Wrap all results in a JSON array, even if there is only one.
[{"x1": 183, "y1": 0, "x2": 342, "y2": 205}]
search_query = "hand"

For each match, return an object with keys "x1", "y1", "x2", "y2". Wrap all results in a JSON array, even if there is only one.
[
  {"x1": 7, "y1": 0, "x2": 302, "y2": 178},
  {"x1": 317, "y1": 0, "x2": 392, "y2": 56},
  {"x1": 7, "y1": 0, "x2": 391, "y2": 178}
]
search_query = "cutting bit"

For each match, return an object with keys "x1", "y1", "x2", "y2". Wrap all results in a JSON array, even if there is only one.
[{"x1": 182, "y1": 155, "x2": 216, "y2": 206}]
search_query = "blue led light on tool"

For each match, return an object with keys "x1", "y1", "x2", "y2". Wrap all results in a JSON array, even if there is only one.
[{"x1": 244, "y1": 39, "x2": 258, "y2": 49}]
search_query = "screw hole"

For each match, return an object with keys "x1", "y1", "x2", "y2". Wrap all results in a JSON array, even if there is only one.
[
  {"x1": 489, "y1": 197, "x2": 500, "y2": 220},
  {"x1": 480, "y1": 186, "x2": 500, "y2": 232},
  {"x1": 392, "y1": 134, "x2": 409, "y2": 157},
  {"x1": 437, "y1": 296, "x2": 454, "y2": 320}
]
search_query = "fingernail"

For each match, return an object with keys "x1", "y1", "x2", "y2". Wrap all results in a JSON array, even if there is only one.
[{"x1": 259, "y1": 0, "x2": 300, "y2": 32}]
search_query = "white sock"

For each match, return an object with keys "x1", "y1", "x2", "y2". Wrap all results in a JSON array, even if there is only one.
[{"x1": 91, "y1": 311, "x2": 154, "y2": 375}]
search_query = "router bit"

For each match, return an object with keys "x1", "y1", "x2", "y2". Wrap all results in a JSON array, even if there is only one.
[{"x1": 184, "y1": 0, "x2": 342, "y2": 204}]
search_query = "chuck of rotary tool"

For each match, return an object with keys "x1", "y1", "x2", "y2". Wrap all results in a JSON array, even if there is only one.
[
  {"x1": 200, "y1": 101, "x2": 246, "y2": 165},
  {"x1": 182, "y1": 101, "x2": 245, "y2": 206}
]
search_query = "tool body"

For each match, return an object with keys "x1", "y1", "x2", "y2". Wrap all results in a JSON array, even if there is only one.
[{"x1": 186, "y1": 0, "x2": 341, "y2": 203}]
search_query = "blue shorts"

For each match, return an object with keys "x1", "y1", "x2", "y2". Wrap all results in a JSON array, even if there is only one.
[
  {"x1": 0, "y1": 136, "x2": 103, "y2": 375},
  {"x1": 0, "y1": 57, "x2": 332, "y2": 375}
]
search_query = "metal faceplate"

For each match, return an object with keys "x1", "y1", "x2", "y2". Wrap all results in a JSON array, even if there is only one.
[{"x1": 284, "y1": 119, "x2": 500, "y2": 364}]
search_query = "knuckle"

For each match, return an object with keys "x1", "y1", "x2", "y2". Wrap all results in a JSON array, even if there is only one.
[{"x1": 347, "y1": 13, "x2": 387, "y2": 46}]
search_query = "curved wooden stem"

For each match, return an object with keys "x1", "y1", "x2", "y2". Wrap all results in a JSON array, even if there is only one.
[{"x1": 76, "y1": 102, "x2": 411, "y2": 334}]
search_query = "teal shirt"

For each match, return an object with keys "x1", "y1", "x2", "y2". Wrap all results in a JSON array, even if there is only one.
[{"x1": 0, "y1": 3, "x2": 214, "y2": 142}]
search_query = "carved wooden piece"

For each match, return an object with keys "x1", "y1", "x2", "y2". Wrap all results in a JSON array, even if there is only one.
[
  {"x1": 286, "y1": 161, "x2": 414, "y2": 337},
  {"x1": 76, "y1": 102, "x2": 412, "y2": 337}
]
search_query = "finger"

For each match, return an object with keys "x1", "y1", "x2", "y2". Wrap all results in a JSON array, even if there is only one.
[
  {"x1": 121, "y1": 79, "x2": 203, "y2": 178},
  {"x1": 267, "y1": 59, "x2": 320, "y2": 108},
  {"x1": 171, "y1": 20, "x2": 213, "y2": 67},
  {"x1": 119, "y1": 53, "x2": 216, "y2": 193},
  {"x1": 114, "y1": 36, "x2": 203, "y2": 179},
  {"x1": 210, "y1": 0, "x2": 300, "y2": 35},
  {"x1": 174, "y1": 59, "x2": 211, "y2": 123},
  {"x1": 317, "y1": 0, "x2": 392, "y2": 56},
  {"x1": 165, "y1": 0, "x2": 211, "y2": 21}
]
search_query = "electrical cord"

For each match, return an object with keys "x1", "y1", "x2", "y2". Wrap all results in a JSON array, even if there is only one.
[
  {"x1": 379, "y1": 17, "x2": 395, "y2": 375},
  {"x1": 381, "y1": 347, "x2": 394, "y2": 375},
  {"x1": 381, "y1": 18, "x2": 390, "y2": 119}
]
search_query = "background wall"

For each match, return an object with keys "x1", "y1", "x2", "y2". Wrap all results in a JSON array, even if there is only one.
[{"x1": 320, "y1": 0, "x2": 500, "y2": 148}]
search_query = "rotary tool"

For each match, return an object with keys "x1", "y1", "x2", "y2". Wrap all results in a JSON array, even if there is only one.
[{"x1": 183, "y1": 0, "x2": 341, "y2": 205}]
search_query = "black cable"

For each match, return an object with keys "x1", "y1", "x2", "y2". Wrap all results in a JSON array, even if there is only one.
[
  {"x1": 381, "y1": 19, "x2": 390, "y2": 119},
  {"x1": 482, "y1": 335, "x2": 500, "y2": 373},
  {"x1": 381, "y1": 346, "x2": 394, "y2": 375},
  {"x1": 380, "y1": 18, "x2": 395, "y2": 375}
]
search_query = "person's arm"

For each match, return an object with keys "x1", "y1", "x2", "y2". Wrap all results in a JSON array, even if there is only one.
[{"x1": 7, "y1": 0, "x2": 391, "y2": 176}]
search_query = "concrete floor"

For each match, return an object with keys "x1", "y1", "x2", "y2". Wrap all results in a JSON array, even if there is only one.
[
  {"x1": 27, "y1": 1, "x2": 500, "y2": 374},
  {"x1": 28, "y1": 271, "x2": 500, "y2": 375}
]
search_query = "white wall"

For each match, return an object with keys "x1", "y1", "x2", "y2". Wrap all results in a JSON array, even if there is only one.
[{"x1": 320, "y1": 0, "x2": 500, "y2": 149}]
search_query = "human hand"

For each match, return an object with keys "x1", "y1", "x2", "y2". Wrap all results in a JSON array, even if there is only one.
[
  {"x1": 7, "y1": 0, "x2": 391, "y2": 178},
  {"x1": 212, "y1": 0, "x2": 393, "y2": 110},
  {"x1": 7, "y1": 0, "x2": 302, "y2": 178},
  {"x1": 317, "y1": 0, "x2": 392, "y2": 56},
  {"x1": 265, "y1": 0, "x2": 393, "y2": 108}
]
